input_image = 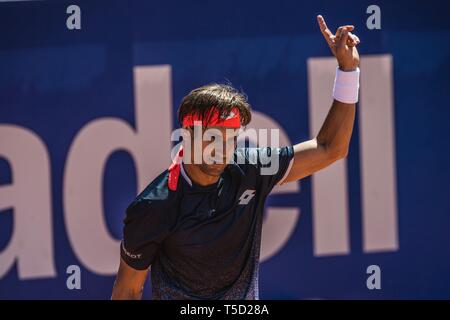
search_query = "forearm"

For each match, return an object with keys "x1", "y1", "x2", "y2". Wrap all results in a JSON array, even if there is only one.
[
  {"x1": 280, "y1": 16, "x2": 360, "y2": 183},
  {"x1": 316, "y1": 99, "x2": 356, "y2": 159},
  {"x1": 314, "y1": 16, "x2": 359, "y2": 159},
  {"x1": 111, "y1": 258, "x2": 148, "y2": 300},
  {"x1": 111, "y1": 280, "x2": 143, "y2": 300}
]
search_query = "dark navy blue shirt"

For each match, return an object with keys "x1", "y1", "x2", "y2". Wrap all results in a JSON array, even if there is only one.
[{"x1": 120, "y1": 147, "x2": 294, "y2": 299}]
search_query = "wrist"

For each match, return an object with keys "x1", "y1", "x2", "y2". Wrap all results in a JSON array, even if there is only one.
[
  {"x1": 332, "y1": 67, "x2": 360, "y2": 104},
  {"x1": 338, "y1": 64, "x2": 358, "y2": 72}
]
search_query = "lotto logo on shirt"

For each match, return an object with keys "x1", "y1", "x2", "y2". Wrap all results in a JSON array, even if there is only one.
[{"x1": 238, "y1": 190, "x2": 256, "y2": 205}]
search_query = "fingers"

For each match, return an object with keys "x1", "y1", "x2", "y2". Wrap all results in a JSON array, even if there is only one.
[
  {"x1": 337, "y1": 27, "x2": 349, "y2": 49},
  {"x1": 349, "y1": 33, "x2": 360, "y2": 46},
  {"x1": 317, "y1": 15, "x2": 331, "y2": 35},
  {"x1": 317, "y1": 15, "x2": 361, "y2": 50},
  {"x1": 335, "y1": 26, "x2": 344, "y2": 39},
  {"x1": 342, "y1": 25, "x2": 355, "y2": 32},
  {"x1": 335, "y1": 25, "x2": 354, "y2": 38},
  {"x1": 347, "y1": 32, "x2": 360, "y2": 47},
  {"x1": 336, "y1": 26, "x2": 360, "y2": 48},
  {"x1": 317, "y1": 15, "x2": 335, "y2": 47}
]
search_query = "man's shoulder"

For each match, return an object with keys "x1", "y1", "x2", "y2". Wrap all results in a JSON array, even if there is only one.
[
  {"x1": 233, "y1": 147, "x2": 274, "y2": 171},
  {"x1": 127, "y1": 170, "x2": 173, "y2": 214},
  {"x1": 234, "y1": 147, "x2": 275, "y2": 164},
  {"x1": 231, "y1": 147, "x2": 262, "y2": 180}
]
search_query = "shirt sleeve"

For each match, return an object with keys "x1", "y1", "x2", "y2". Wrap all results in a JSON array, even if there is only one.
[
  {"x1": 120, "y1": 198, "x2": 171, "y2": 270},
  {"x1": 236, "y1": 146, "x2": 295, "y2": 194}
]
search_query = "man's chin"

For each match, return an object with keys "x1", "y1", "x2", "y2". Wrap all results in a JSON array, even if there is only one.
[{"x1": 202, "y1": 163, "x2": 227, "y2": 176}]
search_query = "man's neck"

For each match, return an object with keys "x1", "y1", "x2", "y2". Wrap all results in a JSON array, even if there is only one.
[{"x1": 182, "y1": 163, "x2": 220, "y2": 186}]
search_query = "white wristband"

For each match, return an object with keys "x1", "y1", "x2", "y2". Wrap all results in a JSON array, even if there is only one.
[{"x1": 332, "y1": 67, "x2": 360, "y2": 104}]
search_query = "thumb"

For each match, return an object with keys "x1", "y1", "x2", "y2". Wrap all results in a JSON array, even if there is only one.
[{"x1": 337, "y1": 27, "x2": 349, "y2": 49}]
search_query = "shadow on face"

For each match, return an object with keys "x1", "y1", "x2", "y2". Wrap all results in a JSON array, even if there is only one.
[{"x1": 184, "y1": 125, "x2": 239, "y2": 177}]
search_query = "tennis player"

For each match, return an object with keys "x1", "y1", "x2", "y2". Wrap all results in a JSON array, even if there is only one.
[{"x1": 112, "y1": 15, "x2": 360, "y2": 300}]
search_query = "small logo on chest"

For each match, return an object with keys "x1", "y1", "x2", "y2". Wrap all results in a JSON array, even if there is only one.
[{"x1": 238, "y1": 189, "x2": 256, "y2": 205}]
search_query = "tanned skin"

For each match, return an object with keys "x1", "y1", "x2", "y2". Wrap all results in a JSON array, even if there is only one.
[{"x1": 111, "y1": 15, "x2": 360, "y2": 300}]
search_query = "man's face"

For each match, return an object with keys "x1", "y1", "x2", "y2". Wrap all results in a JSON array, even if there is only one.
[{"x1": 187, "y1": 125, "x2": 240, "y2": 177}]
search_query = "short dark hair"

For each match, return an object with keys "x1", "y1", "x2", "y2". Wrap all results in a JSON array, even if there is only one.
[{"x1": 177, "y1": 83, "x2": 252, "y2": 127}]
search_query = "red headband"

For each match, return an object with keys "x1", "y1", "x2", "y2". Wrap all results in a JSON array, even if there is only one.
[
  {"x1": 169, "y1": 108, "x2": 240, "y2": 191},
  {"x1": 182, "y1": 107, "x2": 241, "y2": 128}
]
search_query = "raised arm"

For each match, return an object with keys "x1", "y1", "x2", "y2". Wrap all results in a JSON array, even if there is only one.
[{"x1": 283, "y1": 15, "x2": 360, "y2": 183}]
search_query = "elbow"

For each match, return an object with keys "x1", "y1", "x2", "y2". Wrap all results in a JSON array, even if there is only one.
[
  {"x1": 338, "y1": 146, "x2": 349, "y2": 159},
  {"x1": 317, "y1": 136, "x2": 350, "y2": 162},
  {"x1": 328, "y1": 145, "x2": 349, "y2": 162}
]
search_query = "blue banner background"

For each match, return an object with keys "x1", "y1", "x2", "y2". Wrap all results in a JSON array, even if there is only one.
[{"x1": 1, "y1": 0, "x2": 450, "y2": 299}]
